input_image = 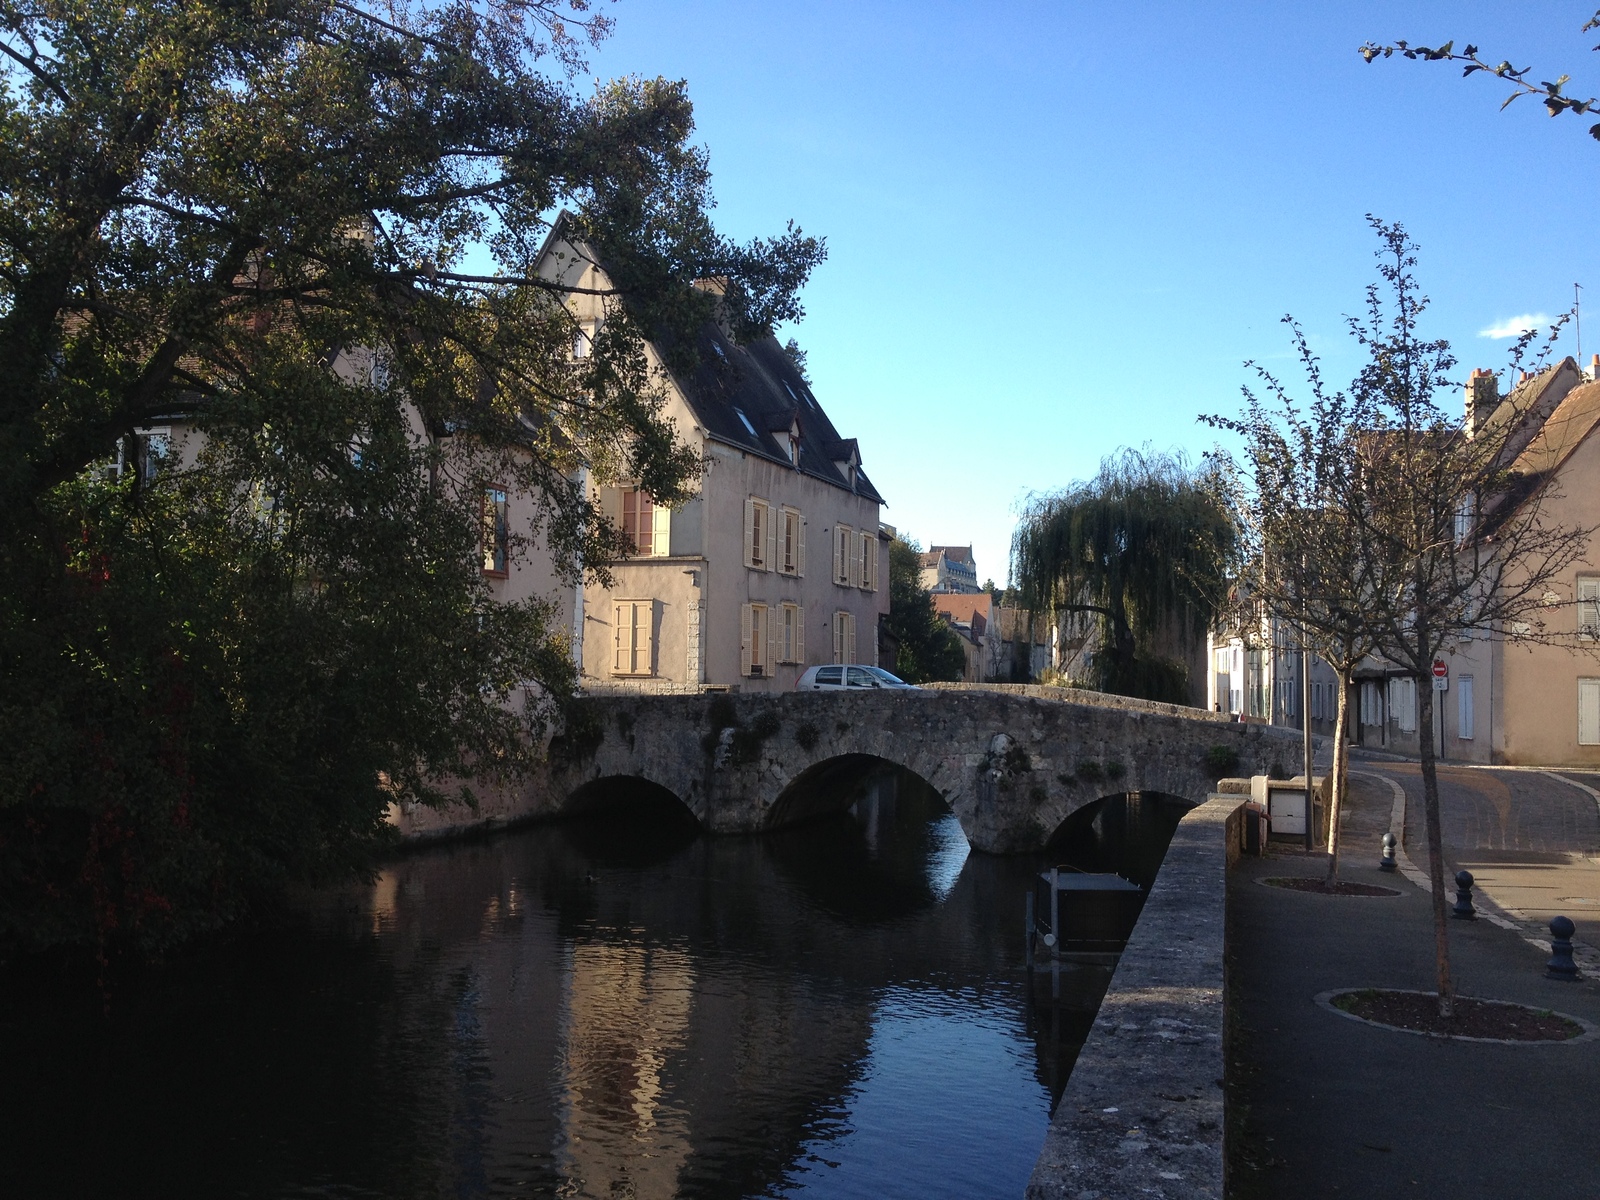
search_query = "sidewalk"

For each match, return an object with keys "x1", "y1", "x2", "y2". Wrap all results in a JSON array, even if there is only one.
[{"x1": 1227, "y1": 773, "x2": 1600, "y2": 1199}]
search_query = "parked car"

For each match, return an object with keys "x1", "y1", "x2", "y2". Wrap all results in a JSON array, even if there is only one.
[{"x1": 796, "y1": 665, "x2": 921, "y2": 691}]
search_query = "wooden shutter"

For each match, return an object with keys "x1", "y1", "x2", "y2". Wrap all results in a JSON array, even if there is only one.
[
  {"x1": 1581, "y1": 678, "x2": 1600, "y2": 745},
  {"x1": 744, "y1": 498, "x2": 757, "y2": 568},
  {"x1": 601, "y1": 485, "x2": 623, "y2": 533},
  {"x1": 740, "y1": 603, "x2": 754, "y2": 676},
  {"x1": 832, "y1": 612, "x2": 843, "y2": 663},
  {"x1": 846, "y1": 613, "x2": 856, "y2": 664},
  {"x1": 1458, "y1": 675, "x2": 1474, "y2": 740},
  {"x1": 1581, "y1": 577, "x2": 1600, "y2": 636},
  {"x1": 612, "y1": 602, "x2": 629, "y2": 673},
  {"x1": 766, "y1": 606, "x2": 778, "y2": 671},
  {"x1": 832, "y1": 526, "x2": 843, "y2": 584},
  {"x1": 795, "y1": 605, "x2": 806, "y2": 664},
  {"x1": 765, "y1": 504, "x2": 778, "y2": 572},
  {"x1": 796, "y1": 513, "x2": 806, "y2": 577},
  {"x1": 651, "y1": 501, "x2": 671, "y2": 557},
  {"x1": 865, "y1": 534, "x2": 877, "y2": 592}
]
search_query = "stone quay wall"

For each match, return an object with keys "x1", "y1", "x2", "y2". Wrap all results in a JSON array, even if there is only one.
[{"x1": 1026, "y1": 794, "x2": 1246, "y2": 1200}]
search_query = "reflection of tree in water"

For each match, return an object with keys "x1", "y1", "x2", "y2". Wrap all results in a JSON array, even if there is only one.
[{"x1": 0, "y1": 769, "x2": 1131, "y2": 1199}]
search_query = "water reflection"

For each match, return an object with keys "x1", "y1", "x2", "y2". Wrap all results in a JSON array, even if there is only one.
[{"x1": 0, "y1": 766, "x2": 1115, "y2": 1200}]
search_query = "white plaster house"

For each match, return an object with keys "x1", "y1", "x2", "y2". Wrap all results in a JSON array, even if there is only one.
[{"x1": 539, "y1": 226, "x2": 890, "y2": 693}]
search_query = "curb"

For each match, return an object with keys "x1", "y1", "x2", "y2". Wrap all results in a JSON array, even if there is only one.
[{"x1": 1313, "y1": 988, "x2": 1599, "y2": 1044}]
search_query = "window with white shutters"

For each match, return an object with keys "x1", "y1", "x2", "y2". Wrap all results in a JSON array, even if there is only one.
[
  {"x1": 832, "y1": 611, "x2": 856, "y2": 664},
  {"x1": 780, "y1": 507, "x2": 804, "y2": 576},
  {"x1": 741, "y1": 603, "x2": 773, "y2": 677},
  {"x1": 1581, "y1": 678, "x2": 1600, "y2": 745},
  {"x1": 834, "y1": 525, "x2": 853, "y2": 586},
  {"x1": 745, "y1": 497, "x2": 773, "y2": 570},
  {"x1": 780, "y1": 602, "x2": 804, "y2": 663},
  {"x1": 1579, "y1": 577, "x2": 1600, "y2": 639},
  {"x1": 611, "y1": 601, "x2": 654, "y2": 676},
  {"x1": 1458, "y1": 675, "x2": 1474, "y2": 741}
]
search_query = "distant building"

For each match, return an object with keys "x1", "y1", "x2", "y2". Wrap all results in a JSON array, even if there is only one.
[{"x1": 920, "y1": 545, "x2": 981, "y2": 594}]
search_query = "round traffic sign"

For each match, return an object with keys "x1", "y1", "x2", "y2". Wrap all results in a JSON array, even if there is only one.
[{"x1": 1432, "y1": 659, "x2": 1448, "y2": 678}]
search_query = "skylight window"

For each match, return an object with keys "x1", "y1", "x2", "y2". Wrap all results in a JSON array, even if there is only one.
[
  {"x1": 734, "y1": 408, "x2": 758, "y2": 436},
  {"x1": 782, "y1": 381, "x2": 797, "y2": 401},
  {"x1": 711, "y1": 341, "x2": 726, "y2": 360}
]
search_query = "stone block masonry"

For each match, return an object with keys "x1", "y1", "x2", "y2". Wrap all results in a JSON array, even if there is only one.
[
  {"x1": 391, "y1": 684, "x2": 1297, "y2": 854},
  {"x1": 1026, "y1": 795, "x2": 1246, "y2": 1200}
]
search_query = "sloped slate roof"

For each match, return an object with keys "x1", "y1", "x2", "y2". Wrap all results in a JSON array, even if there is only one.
[
  {"x1": 1511, "y1": 378, "x2": 1600, "y2": 480},
  {"x1": 669, "y1": 321, "x2": 884, "y2": 503}
]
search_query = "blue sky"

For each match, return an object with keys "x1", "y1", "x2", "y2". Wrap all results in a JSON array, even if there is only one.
[{"x1": 583, "y1": 1, "x2": 1600, "y2": 586}]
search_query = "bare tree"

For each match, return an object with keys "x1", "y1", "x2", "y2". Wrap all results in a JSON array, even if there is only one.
[
  {"x1": 1342, "y1": 219, "x2": 1590, "y2": 1017},
  {"x1": 1207, "y1": 319, "x2": 1380, "y2": 884}
]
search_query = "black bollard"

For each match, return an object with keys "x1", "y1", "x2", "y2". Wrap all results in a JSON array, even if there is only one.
[
  {"x1": 1451, "y1": 870, "x2": 1476, "y2": 920},
  {"x1": 1379, "y1": 832, "x2": 1397, "y2": 872},
  {"x1": 1547, "y1": 915, "x2": 1580, "y2": 981}
]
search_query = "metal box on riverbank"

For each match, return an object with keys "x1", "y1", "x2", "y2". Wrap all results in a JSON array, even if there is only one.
[{"x1": 1030, "y1": 868, "x2": 1144, "y2": 954}]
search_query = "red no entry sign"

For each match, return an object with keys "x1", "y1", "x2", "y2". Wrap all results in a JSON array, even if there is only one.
[{"x1": 1432, "y1": 659, "x2": 1449, "y2": 678}]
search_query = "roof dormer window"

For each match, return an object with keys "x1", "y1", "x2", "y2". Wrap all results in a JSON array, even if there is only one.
[{"x1": 734, "y1": 407, "x2": 758, "y2": 437}]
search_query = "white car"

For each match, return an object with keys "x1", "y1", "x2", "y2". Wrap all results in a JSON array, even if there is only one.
[{"x1": 796, "y1": 665, "x2": 921, "y2": 691}]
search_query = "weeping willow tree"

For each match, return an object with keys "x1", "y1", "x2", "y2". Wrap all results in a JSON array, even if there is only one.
[{"x1": 1012, "y1": 449, "x2": 1239, "y2": 703}]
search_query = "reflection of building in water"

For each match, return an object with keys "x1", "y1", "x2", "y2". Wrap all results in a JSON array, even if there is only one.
[{"x1": 555, "y1": 942, "x2": 695, "y2": 1198}]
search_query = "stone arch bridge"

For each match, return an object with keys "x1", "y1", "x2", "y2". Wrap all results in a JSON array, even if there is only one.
[{"x1": 416, "y1": 684, "x2": 1300, "y2": 854}]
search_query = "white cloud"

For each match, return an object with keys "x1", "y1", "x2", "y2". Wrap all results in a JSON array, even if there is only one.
[{"x1": 1478, "y1": 313, "x2": 1555, "y2": 339}]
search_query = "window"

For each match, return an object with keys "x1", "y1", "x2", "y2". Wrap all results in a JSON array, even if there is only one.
[
  {"x1": 481, "y1": 486, "x2": 509, "y2": 575},
  {"x1": 1454, "y1": 498, "x2": 1473, "y2": 545},
  {"x1": 857, "y1": 532, "x2": 877, "y2": 592},
  {"x1": 815, "y1": 666, "x2": 843, "y2": 686},
  {"x1": 572, "y1": 320, "x2": 595, "y2": 359},
  {"x1": 612, "y1": 601, "x2": 654, "y2": 676},
  {"x1": 780, "y1": 602, "x2": 805, "y2": 663},
  {"x1": 734, "y1": 406, "x2": 757, "y2": 436},
  {"x1": 1582, "y1": 678, "x2": 1600, "y2": 746},
  {"x1": 622, "y1": 487, "x2": 666, "y2": 556},
  {"x1": 834, "y1": 525, "x2": 853, "y2": 586},
  {"x1": 847, "y1": 666, "x2": 876, "y2": 688},
  {"x1": 741, "y1": 602, "x2": 774, "y2": 677},
  {"x1": 745, "y1": 497, "x2": 775, "y2": 571},
  {"x1": 130, "y1": 427, "x2": 172, "y2": 485},
  {"x1": 1580, "y1": 577, "x2": 1600, "y2": 639},
  {"x1": 832, "y1": 611, "x2": 856, "y2": 664},
  {"x1": 1458, "y1": 675, "x2": 1475, "y2": 741},
  {"x1": 1389, "y1": 677, "x2": 1417, "y2": 733},
  {"x1": 780, "y1": 507, "x2": 804, "y2": 576}
]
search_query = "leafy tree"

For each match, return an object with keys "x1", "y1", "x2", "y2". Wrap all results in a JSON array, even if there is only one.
[
  {"x1": 1011, "y1": 448, "x2": 1237, "y2": 704},
  {"x1": 884, "y1": 536, "x2": 966, "y2": 684},
  {"x1": 1360, "y1": 13, "x2": 1600, "y2": 140},
  {"x1": 0, "y1": 0, "x2": 822, "y2": 958}
]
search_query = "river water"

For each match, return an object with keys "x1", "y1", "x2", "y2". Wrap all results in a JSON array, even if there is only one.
[{"x1": 0, "y1": 768, "x2": 1148, "y2": 1200}]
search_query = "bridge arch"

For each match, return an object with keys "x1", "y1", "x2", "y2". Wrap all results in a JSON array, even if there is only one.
[
  {"x1": 1045, "y1": 791, "x2": 1196, "y2": 886},
  {"x1": 559, "y1": 774, "x2": 701, "y2": 868},
  {"x1": 767, "y1": 752, "x2": 951, "y2": 832}
]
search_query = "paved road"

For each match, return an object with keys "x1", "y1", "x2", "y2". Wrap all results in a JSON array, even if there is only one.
[
  {"x1": 1229, "y1": 773, "x2": 1600, "y2": 1198},
  {"x1": 1358, "y1": 760, "x2": 1600, "y2": 951}
]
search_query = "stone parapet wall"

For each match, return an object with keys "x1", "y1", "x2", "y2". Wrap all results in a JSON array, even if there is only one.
[{"x1": 1026, "y1": 794, "x2": 1246, "y2": 1200}]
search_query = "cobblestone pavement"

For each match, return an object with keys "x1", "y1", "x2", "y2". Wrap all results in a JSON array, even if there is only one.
[{"x1": 1360, "y1": 760, "x2": 1600, "y2": 955}]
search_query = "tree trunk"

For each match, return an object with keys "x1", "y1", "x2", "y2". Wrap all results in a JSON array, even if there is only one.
[
  {"x1": 1325, "y1": 672, "x2": 1351, "y2": 881},
  {"x1": 1415, "y1": 676, "x2": 1454, "y2": 1018}
]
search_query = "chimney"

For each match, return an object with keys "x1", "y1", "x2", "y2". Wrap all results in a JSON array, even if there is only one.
[
  {"x1": 1590, "y1": 354, "x2": 1599, "y2": 381},
  {"x1": 1464, "y1": 368, "x2": 1499, "y2": 436}
]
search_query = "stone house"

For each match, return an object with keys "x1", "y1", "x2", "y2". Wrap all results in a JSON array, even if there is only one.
[{"x1": 539, "y1": 224, "x2": 889, "y2": 693}]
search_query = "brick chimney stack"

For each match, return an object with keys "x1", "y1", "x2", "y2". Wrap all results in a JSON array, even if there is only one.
[
  {"x1": 1465, "y1": 368, "x2": 1499, "y2": 436},
  {"x1": 1590, "y1": 353, "x2": 1599, "y2": 380}
]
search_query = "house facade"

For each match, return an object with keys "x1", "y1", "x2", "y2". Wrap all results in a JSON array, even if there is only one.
[
  {"x1": 541, "y1": 229, "x2": 889, "y2": 693},
  {"x1": 1212, "y1": 357, "x2": 1600, "y2": 765}
]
